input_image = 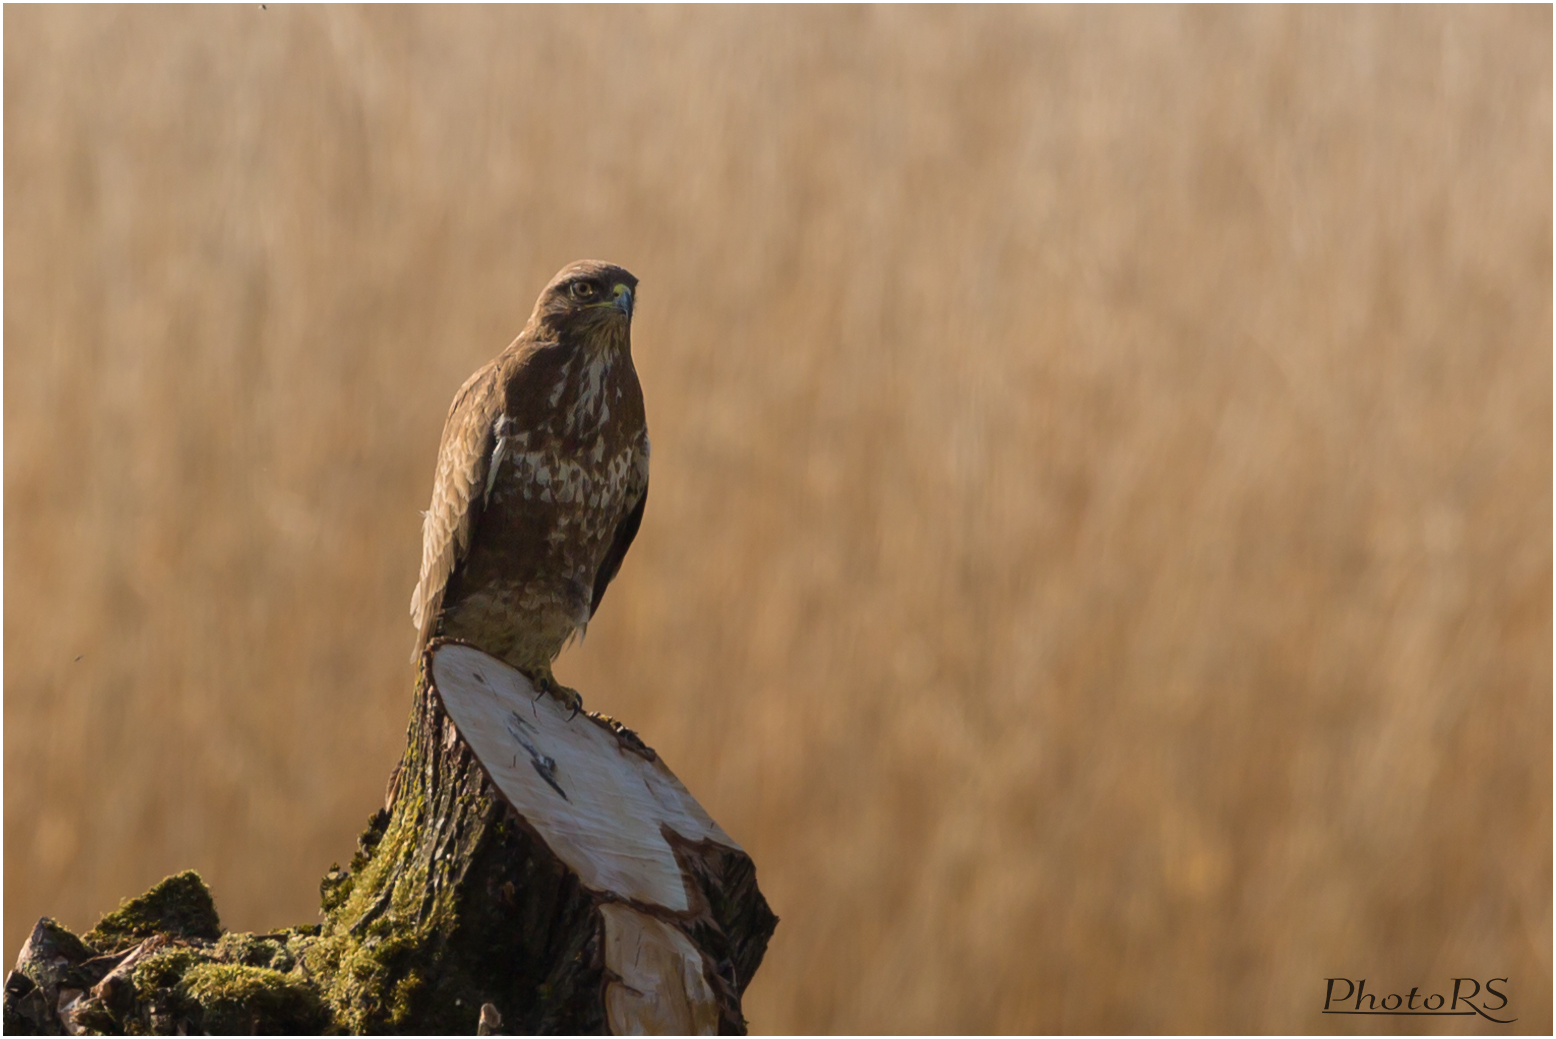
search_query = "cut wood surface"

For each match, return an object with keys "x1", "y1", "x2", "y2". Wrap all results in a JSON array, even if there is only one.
[
  {"x1": 431, "y1": 642, "x2": 735, "y2": 912},
  {"x1": 432, "y1": 640, "x2": 759, "y2": 1032},
  {"x1": 429, "y1": 641, "x2": 768, "y2": 1033}
]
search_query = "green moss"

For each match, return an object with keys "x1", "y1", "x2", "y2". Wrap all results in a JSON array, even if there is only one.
[
  {"x1": 214, "y1": 932, "x2": 293, "y2": 972},
  {"x1": 122, "y1": 946, "x2": 206, "y2": 1032},
  {"x1": 352, "y1": 809, "x2": 390, "y2": 870},
  {"x1": 388, "y1": 971, "x2": 425, "y2": 1027},
  {"x1": 307, "y1": 682, "x2": 513, "y2": 1033},
  {"x1": 120, "y1": 941, "x2": 338, "y2": 1034},
  {"x1": 131, "y1": 946, "x2": 202, "y2": 993},
  {"x1": 310, "y1": 788, "x2": 468, "y2": 1033},
  {"x1": 320, "y1": 863, "x2": 355, "y2": 914},
  {"x1": 311, "y1": 927, "x2": 427, "y2": 1035},
  {"x1": 318, "y1": 809, "x2": 392, "y2": 919},
  {"x1": 179, "y1": 962, "x2": 328, "y2": 1034},
  {"x1": 85, "y1": 871, "x2": 221, "y2": 952}
]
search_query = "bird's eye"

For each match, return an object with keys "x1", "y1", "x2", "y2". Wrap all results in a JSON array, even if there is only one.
[{"x1": 569, "y1": 281, "x2": 599, "y2": 302}]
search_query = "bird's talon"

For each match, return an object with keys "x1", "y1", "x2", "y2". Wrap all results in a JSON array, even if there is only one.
[
  {"x1": 556, "y1": 685, "x2": 585, "y2": 719},
  {"x1": 523, "y1": 669, "x2": 583, "y2": 717}
]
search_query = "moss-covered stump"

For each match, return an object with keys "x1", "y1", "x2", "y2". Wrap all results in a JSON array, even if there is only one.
[
  {"x1": 315, "y1": 641, "x2": 777, "y2": 1034},
  {"x1": 5, "y1": 641, "x2": 777, "y2": 1035},
  {"x1": 3, "y1": 873, "x2": 330, "y2": 1035}
]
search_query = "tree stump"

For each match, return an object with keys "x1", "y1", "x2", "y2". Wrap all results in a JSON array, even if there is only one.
[{"x1": 4, "y1": 640, "x2": 777, "y2": 1035}]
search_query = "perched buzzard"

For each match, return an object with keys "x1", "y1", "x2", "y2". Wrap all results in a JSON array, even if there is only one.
[{"x1": 410, "y1": 260, "x2": 648, "y2": 713}]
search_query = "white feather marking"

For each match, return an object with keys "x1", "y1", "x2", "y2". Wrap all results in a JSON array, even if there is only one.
[{"x1": 485, "y1": 435, "x2": 509, "y2": 504}]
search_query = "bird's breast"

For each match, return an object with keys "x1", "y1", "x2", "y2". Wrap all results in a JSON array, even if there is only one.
[
  {"x1": 497, "y1": 436, "x2": 644, "y2": 514},
  {"x1": 495, "y1": 348, "x2": 646, "y2": 508}
]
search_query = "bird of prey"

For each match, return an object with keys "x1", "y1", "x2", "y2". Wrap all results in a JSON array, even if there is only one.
[{"x1": 410, "y1": 260, "x2": 648, "y2": 714}]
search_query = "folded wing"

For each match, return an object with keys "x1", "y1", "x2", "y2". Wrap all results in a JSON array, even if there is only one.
[{"x1": 410, "y1": 361, "x2": 505, "y2": 660}]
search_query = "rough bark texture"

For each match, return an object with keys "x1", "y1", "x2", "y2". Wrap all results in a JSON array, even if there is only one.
[{"x1": 4, "y1": 641, "x2": 777, "y2": 1035}]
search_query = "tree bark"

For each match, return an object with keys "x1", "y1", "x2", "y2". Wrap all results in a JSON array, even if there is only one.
[{"x1": 4, "y1": 639, "x2": 777, "y2": 1035}]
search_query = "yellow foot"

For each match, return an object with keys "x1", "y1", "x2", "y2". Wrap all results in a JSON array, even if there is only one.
[{"x1": 524, "y1": 666, "x2": 584, "y2": 719}]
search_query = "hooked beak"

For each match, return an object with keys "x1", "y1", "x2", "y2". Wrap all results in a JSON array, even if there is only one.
[{"x1": 612, "y1": 283, "x2": 634, "y2": 320}]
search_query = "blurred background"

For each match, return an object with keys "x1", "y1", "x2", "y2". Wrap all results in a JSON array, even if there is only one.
[{"x1": 4, "y1": 6, "x2": 1550, "y2": 1033}]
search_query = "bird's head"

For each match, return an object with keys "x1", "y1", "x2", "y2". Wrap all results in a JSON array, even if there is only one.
[{"x1": 527, "y1": 260, "x2": 638, "y2": 346}]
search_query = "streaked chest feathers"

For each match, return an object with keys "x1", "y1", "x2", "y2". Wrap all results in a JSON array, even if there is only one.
[{"x1": 486, "y1": 351, "x2": 648, "y2": 552}]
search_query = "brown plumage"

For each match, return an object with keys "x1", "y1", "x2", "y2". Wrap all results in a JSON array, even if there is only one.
[{"x1": 410, "y1": 260, "x2": 648, "y2": 711}]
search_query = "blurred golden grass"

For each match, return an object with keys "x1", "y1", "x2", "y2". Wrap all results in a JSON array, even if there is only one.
[{"x1": 4, "y1": 5, "x2": 1550, "y2": 1033}]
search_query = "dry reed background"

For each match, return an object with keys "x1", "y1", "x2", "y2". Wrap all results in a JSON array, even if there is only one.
[{"x1": 4, "y1": 6, "x2": 1550, "y2": 1033}]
